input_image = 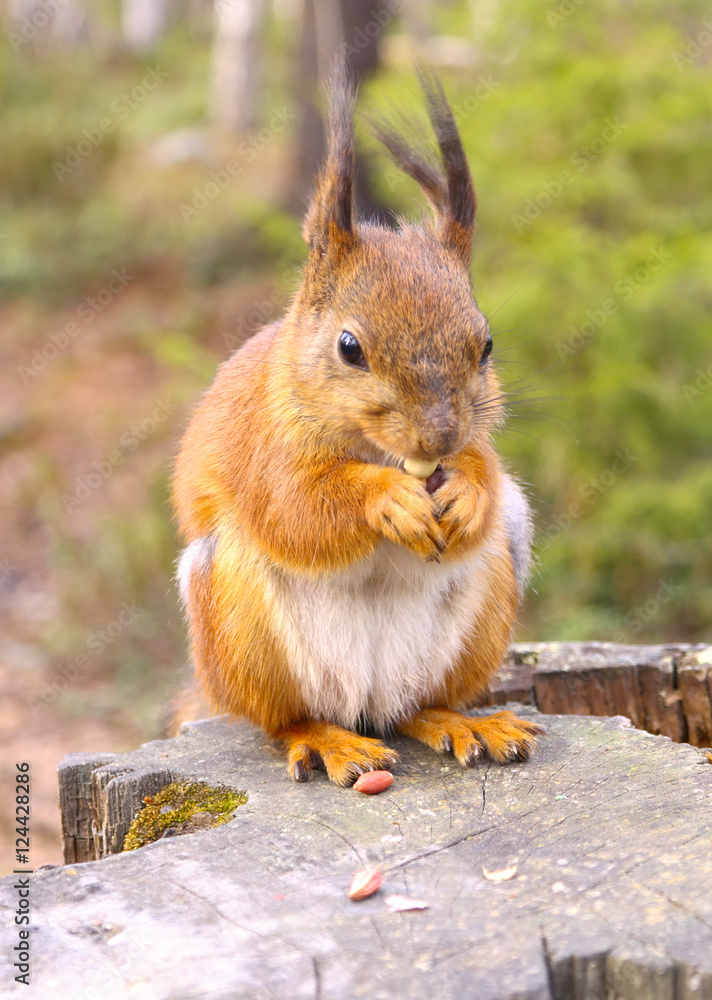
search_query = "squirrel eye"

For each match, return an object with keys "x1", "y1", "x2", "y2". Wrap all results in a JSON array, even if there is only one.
[
  {"x1": 479, "y1": 334, "x2": 493, "y2": 366},
  {"x1": 339, "y1": 330, "x2": 368, "y2": 369}
]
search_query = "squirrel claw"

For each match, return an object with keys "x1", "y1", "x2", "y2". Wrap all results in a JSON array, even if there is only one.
[
  {"x1": 527, "y1": 724, "x2": 547, "y2": 736},
  {"x1": 464, "y1": 744, "x2": 482, "y2": 767},
  {"x1": 294, "y1": 759, "x2": 310, "y2": 782}
]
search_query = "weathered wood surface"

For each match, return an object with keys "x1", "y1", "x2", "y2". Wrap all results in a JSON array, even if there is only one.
[
  {"x1": 3, "y1": 710, "x2": 712, "y2": 999},
  {"x1": 57, "y1": 752, "x2": 118, "y2": 864},
  {"x1": 59, "y1": 752, "x2": 175, "y2": 863},
  {"x1": 490, "y1": 642, "x2": 711, "y2": 745},
  {"x1": 678, "y1": 648, "x2": 712, "y2": 746}
]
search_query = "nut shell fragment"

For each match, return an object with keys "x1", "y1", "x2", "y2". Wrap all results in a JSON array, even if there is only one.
[
  {"x1": 482, "y1": 865, "x2": 518, "y2": 882},
  {"x1": 384, "y1": 894, "x2": 429, "y2": 912},
  {"x1": 348, "y1": 866, "x2": 383, "y2": 901}
]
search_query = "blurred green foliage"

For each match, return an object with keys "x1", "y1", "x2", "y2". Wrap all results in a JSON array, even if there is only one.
[{"x1": 2, "y1": 0, "x2": 710, "y2": 680}]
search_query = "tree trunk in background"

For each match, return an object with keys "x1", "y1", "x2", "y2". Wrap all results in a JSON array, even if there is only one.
[
  {"x1": 121, "y1": 0, "x2": 169, "y2": 52},
  {"x1": 7, "y1": 0, "x2": 90, "y2": 51},
  {"x1": 187, "y1": 0, "x2": 215, "y2": 39},
  {"x1": 340, "y1": 0, "x2": 396, "y2": 222},
  {"x1": 51, "y1": 1, "x2": 89, "y2": 45},
  {"x1": 289, "y1": 0, "x2": 324, "y2": 213},
  {"x1": 290, "y1": 0, "x2": 397, "y2": 221},
  {"x1": 399, "y1": 0, "x2": 432, "y2": 51},
  {"x1": 209, "y1": 0, "x2": 265, "y2": 134}
]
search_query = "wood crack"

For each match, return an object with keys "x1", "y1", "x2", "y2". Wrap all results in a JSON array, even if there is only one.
[
  {"x1": 384, "y1": 805, "x2": 542, "y2": 872},
  {"x1": 540, "y1": 931, "x2": 557, "y2": 1000},
  {"x1": 310, "y1": 818, "x2": 364, "y2": 865},
  {"x1": 384, "y1": 824, "x2": 496, "y2": 872},
  {"x1": 312, "y1": 955, "x2": 322, "y2": 1000},
  {"x1": 647, "y1": 888, "x2": 712, "y2": 933},
  {"x1": 481, "y1": 762, "x2": 492, "y2": 816}
]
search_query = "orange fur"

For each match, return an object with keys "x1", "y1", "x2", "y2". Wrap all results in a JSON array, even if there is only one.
[
  {"x1": 398, "y1": 710, "x2": 545, "y2": 766},
  {"x1": 172, "y1": 67, "x2": 541, "y2": 783},
  {"x1": 278, "y1": 722, "x2": 398, "y2": 786}
]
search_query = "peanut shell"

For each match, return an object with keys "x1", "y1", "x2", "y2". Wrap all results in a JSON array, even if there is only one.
[
  {"x1": 348, "y1": 866, "x2": 383, "y2": 901},
  {"x1": 353, "y1": 770, "x2": 394, "y2": 794}
]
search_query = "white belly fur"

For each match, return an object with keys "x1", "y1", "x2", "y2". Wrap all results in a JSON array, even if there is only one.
[
  {"x1": 177, "y1": 476, "x2": 528, "y2": 733},
  {"x1": 266, "y1": 535, "x2": 502, "y2": 732}
]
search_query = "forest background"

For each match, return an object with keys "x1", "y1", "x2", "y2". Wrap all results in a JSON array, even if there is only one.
[{"x1": 1, "y1": 0, "x2": 710, "y2": 866}]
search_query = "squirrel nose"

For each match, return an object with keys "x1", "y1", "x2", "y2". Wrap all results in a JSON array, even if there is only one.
[{"x1": 418, "y1": 403, "x2": 459, "y2": 458}]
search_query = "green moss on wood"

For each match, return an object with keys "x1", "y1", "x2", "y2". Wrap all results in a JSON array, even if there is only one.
[{"x1": 123, "y1": 781, "x2": 247, "y2": 851}]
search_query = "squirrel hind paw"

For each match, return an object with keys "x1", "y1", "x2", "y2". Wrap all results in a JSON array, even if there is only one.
[
  {"x1": 459, "y1": 710, "x2": 546, "y2": 764},
  {"x1": 398, "y1": 708, "x2": 545, "y2": 766}
]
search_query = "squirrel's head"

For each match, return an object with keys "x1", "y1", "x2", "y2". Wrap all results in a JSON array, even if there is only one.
[{"x1": 282, "y1": 66, "x2": 500, "y2": 467}]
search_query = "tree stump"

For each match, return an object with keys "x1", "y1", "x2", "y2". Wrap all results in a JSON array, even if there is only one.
[
  {"x1": 3, "y1": 704, "x2": 711, "y2": 999},
  {"x1": 491, "y1": 641, "x2": 711, "y2": 746}
]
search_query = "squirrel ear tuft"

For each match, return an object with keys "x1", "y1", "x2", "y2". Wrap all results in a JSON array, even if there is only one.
[
  {"x1": 371, "y1": 67, "x2": 476, "y2": 271},
  {"x1": 302, "y1": 58, "x2": 357, "y2": 259}
]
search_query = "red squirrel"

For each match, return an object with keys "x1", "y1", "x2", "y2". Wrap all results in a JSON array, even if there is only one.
[{"x1": 172, "y1": 67, "x2": 544, "y2": 785}]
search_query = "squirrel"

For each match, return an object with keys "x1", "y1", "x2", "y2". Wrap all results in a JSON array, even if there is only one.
[{"x1": 172, "y1": 65, "x2": 544, "y2": 785}]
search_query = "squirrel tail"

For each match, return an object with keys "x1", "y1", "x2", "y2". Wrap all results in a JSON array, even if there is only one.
[{"x1": 162, "y1": 667, "x2": 215, "y2": 738}]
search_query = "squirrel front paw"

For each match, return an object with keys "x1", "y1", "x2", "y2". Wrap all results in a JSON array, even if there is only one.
[
  {"x1": 432, "y1": 468, "x2": 489, "y2": 552},
  {"x1": 365, "y1": 468, "x2": 446, "y2": 562}
]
